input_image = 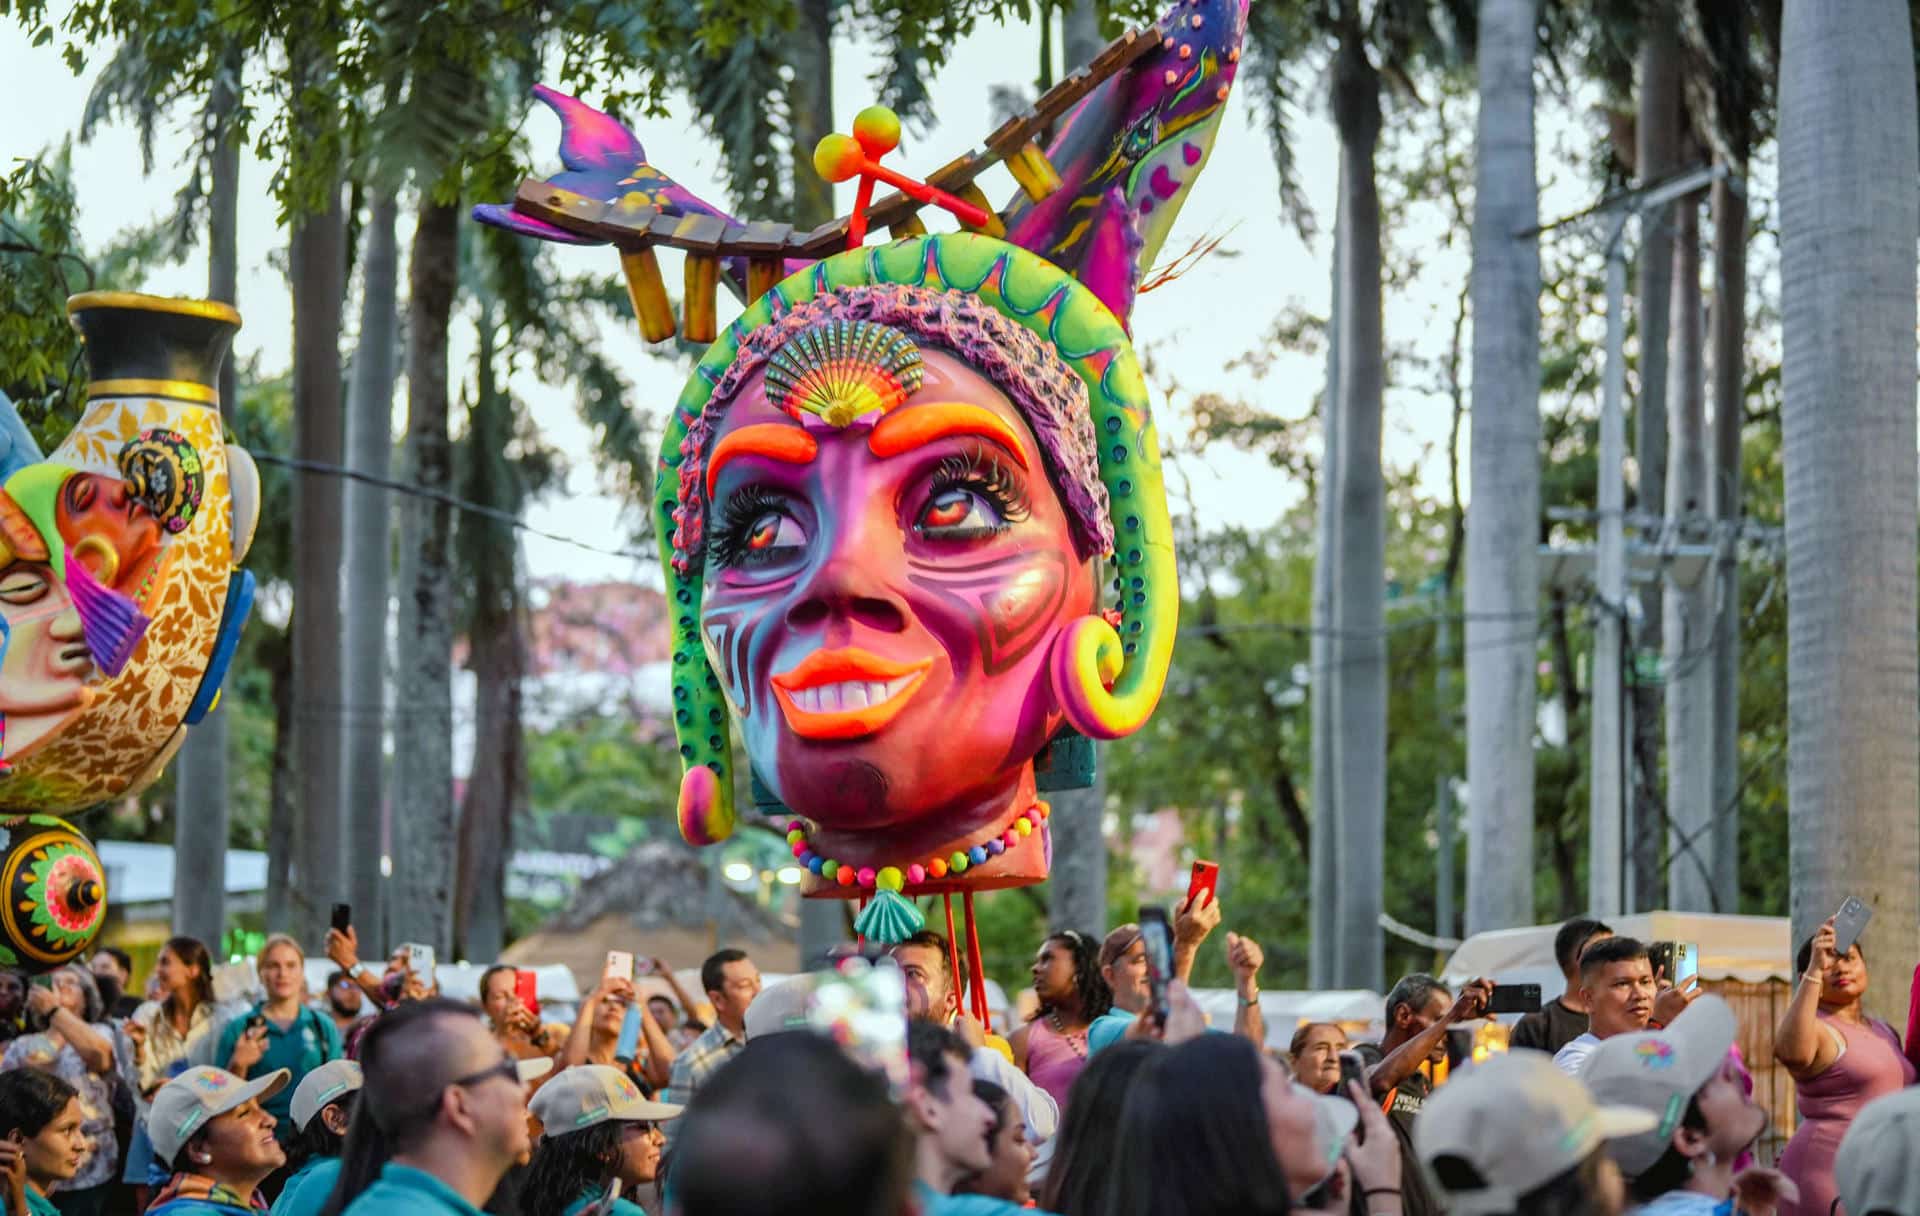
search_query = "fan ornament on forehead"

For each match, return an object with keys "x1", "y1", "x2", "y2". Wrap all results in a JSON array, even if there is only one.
[{"x1": 479, "y1": 0, "x2": 1249, "y2": 952}]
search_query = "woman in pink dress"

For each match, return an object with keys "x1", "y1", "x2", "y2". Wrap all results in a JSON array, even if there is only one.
[
  {"x1": 1010, "y1": 930, "x2": 1112, "y2": 1112},
  {"x1": 1774, "y1": 917, "x2": 1915, "y2": 1216}
]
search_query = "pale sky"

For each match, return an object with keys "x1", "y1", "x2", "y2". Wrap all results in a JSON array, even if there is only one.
[{"x1": 1, "y1": 10, "x2": 1608, "y2": 593}]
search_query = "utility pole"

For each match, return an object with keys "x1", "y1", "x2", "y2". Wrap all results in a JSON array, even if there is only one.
[
  {"x1": 1531, "y1": 165, "x2": 1728, "y2": 919},
  {"x1": 1435, "y1": 602, "x2": 1455, "y2": 938}
]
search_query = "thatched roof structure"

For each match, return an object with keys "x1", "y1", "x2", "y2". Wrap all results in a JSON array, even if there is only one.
[{"x1": 503, "y1": 838, "x2": 801, "y2": 984}]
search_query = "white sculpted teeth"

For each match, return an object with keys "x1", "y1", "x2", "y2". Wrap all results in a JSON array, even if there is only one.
[{"x1": 790, "y1": 676, "x2": 914, "y2": 713}]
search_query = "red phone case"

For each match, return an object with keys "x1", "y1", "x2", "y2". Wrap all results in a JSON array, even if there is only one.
[
  {"x1": 1187, "y1": 860, "x2": 1220, "y2": 908},
  {"x1": 514, "y1": 971, "x2": 540, "y2": 1017}
]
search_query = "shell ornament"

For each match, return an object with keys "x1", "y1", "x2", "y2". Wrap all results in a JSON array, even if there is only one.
[{"x1": 763, "y1": 318, "x2": 925, "y2": 428}]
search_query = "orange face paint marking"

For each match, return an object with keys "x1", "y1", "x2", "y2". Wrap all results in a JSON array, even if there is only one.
[
  {"x1": 707, "y1": 425, "x2": 820, "y2": 497},
  {"x1": 866, "y1": 403, "x2": 1029, "y2": 469}
]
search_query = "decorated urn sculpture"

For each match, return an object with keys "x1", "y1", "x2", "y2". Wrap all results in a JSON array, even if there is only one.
[{"x1": 0, "y1": 292, "x2": 259, "y2": 967}]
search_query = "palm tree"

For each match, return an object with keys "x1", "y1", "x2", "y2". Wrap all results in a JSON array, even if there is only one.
[
  {"x1": 341, "y1": 187, "x2": 400, "y2": 954},
  {"x1": 1465, "y1": 0, "x2": 1540, "y2": 935},
  {"x1": 1778, "y1": 0, "x2": 1919, "y2": 1017},
  {"x1": 286, "y1": 25, "x2": 350, "y2": 947}
]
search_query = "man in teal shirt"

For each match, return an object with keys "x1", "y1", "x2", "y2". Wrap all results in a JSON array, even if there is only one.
[
  {"x1": 214, "y1": 996, "x2": 343, "y2": 1147},
  {"x1": 906, "y1": 1024, "x2": 1057, "y2": 1216},
  {"x1": 337, "y1": 999, "x2": 543, "y2": 1216}
]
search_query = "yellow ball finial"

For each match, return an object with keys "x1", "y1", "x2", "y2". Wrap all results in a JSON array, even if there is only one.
[
  {"x1": 852, "y1": 105, "x2": 902, "y2": 158},
  {"x1": 813, "y1": 133, "x2": 864, "y2": 184}
]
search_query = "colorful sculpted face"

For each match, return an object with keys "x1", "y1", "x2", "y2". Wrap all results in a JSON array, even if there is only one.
[
  {"x1": 0, "y1": 552, "x2": 91, "y2": 762},
  {"x1": 55, "y1": 473, "x2": 165, "y2": 599},
  {"x1": 700, "y1": 344, "x2": 1097, "y2": 858}
]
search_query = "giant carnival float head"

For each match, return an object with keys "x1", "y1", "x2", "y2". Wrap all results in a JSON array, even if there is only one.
[
  {"x1": 481, "y1": 0, "x2": 1247, "y2": 996},
  {"x1": 0, "y1": 294, "x2": 258, "y2": 971}
]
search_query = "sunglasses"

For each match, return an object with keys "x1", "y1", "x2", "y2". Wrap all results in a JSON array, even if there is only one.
[{"x1": 448, "y1": 1057, "x2": 523, "y2": 1092}]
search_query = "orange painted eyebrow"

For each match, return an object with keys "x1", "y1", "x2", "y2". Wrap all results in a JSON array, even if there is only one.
[
  {"x1": 707, "y1": 425, "x2": 820, "y2": 497},
  {"x1": 866, "y1": 403, "x2": 1029, "y2": 469}
]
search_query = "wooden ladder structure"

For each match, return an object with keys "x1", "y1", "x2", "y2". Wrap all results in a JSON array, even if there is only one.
[{"x1": 511, "y1": 23, "x2": 1161, "y2": 344}]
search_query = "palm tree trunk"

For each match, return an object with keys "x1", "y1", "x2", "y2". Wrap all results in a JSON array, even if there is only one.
[
  {"x1": 454, "y1": 311, "x2": 522, "y2": 961},
  {"x1": 1309, "y1": 164, "x2": 1344, "y2": 988},
  {"x1": 1630, "y1": 5, "x2": 1681, "y2": 909},
  {"x1": 1047, "y1": 0, "x2": 1112, "y2": 946},
  {"x1": 288, "y1": 38, "x2": 348, "y2": 945},
  {"x1": 1662, "y1": 194, "x2": 1712, "y2": 910},
  {"x1": 263, "y1": 625, "x2": 295, "y2": 933},
  {"x1": 173, "y1": 45, "x2": 242, "y2": 945},
  {"x1": 1708, "y1": 164, "x2": 1745, "y2": 911},
  {"x1": 390, "y1": 197, "x2": 460, "y2": 953},
  {"x1": 1465, "y1": 0, "x2": 1541, "y2": 934},
  {"x1": 341, "y1": 190, "x2": 399, "y2": 955},
  {"x1": 1329, "y1": 35, "x2": 1383, "y2": 991},
  {"x1": 1779, "y1": 0, "x2": 1919, "y2": 1018}
]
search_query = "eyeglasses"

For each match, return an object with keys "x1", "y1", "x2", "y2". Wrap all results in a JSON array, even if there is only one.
[{"x1": 448, "y1": 1057, "x2": 522, "y2": 1092}]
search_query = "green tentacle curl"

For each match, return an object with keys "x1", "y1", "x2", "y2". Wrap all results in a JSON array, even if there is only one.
[{"x1": 655, "y1": 233, "x2": 1178, "y2": 846}]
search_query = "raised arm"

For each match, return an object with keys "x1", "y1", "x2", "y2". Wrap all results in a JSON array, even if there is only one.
[
  {"x1": 637, "y1": 999, "x2": 676, "y2": 1089},
  {"x1": 325, "y1": 929, "x2": 388, "y2": 1007},
  {"x1": 563, "y1": 978, "x2": 620, "y2": 1070},
  {"x1": 1775, "y1": 919, "x2": 1841, "y2": 1078},
  {"x1": 1368, "y1": 980, "x2": 1491, "y2": 1098},
  {"x1": 1172, "y1": 891, "x2": 1220, "y2": 982},
  {"x1": 1227, "y1": 932, "x2": 1265, "y2": 1048}
]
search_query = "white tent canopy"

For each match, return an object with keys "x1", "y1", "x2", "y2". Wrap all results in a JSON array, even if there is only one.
[{"x1": 1442, "y1": 912, "x2": 1793, "y2": 1001}]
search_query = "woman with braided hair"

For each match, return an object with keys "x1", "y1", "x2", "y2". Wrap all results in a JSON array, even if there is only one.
[{"x1": 1013, "y1": 929, "x2": 1113, "y2": 1111}]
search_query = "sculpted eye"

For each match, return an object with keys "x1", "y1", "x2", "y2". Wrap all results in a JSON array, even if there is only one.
[
  {"x1": 917, "y1": 489, "x2": 1003, "y2": 536},
  {"x1": 746, "y1": 512, "x2": 805, "y2": 553}
]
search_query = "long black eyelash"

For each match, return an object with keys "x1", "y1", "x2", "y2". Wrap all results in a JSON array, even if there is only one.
[
  {"x1": 708, "y1": 485, "x2": 787, "y2": 568},
  {"x1": 926, "y1": 446, "x2": 1033, "y2": 524}
]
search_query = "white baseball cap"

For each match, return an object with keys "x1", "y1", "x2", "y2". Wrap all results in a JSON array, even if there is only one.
[
  {"x1": 150, "y1": 1066, "x2": 290, "y2": 1164},
  {"x1": 529, "y1": 1065, "x2": 681, "y2": 1133},
  {"x1": 288, "y1": 1060, "x2": 362, "y2": 1132},
  {"x1": 1835, "y1": 1085, "x2": 1920, "y2": 1216},
  {"x1": 1580, "y1": 995, "x2": 1740, "y2": 1177},
  {"x1": 1306, "y1": 1086, "x2": 1360, "y2": 1183},
  {"x1": 1415, "y1": 1050, "x2": 1657, "y2": 1216}
]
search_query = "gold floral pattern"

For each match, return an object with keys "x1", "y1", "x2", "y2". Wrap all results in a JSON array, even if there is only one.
[{"x1": 3, "y1": 397, "x2": 232, "y2": 809}]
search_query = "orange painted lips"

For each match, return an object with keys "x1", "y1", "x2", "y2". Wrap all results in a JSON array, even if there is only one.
[{"x1": 770, "y1": 648, "x2": 934, "y2": 739}]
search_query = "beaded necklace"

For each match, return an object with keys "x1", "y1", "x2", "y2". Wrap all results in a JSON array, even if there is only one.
[{"x1": 785, "y1": 800, "x2": 1051, "y2": 893}]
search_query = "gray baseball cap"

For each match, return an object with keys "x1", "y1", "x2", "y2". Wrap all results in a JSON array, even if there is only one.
[
  {"x1": 1837, "y1": 1086, "x2": 1920, "y2": 1216},
  {"x1": 288, "y1": 1059, "x2": 362, "y2": 1132},
  {"x1": 1580, "y1": 994, "x2": 1740, "y2": 1177},
  {"x1": 1415, "y1": 1050, "x2": 1656, "y2": 1216}
]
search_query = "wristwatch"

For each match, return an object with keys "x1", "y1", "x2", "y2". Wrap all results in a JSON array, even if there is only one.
[
  {"x1": 352, "y1": 963, "x2": 374, "y2": 980},
  {"x1": 1238, "y1": 988, "x2": 1261, "y2": 1007}
]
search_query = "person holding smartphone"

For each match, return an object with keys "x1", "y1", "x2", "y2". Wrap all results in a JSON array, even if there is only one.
[
  {"x1": 560, "y1": 976, "x2": 675, "y2": 1094},
  {"x1": 4, "y1": 965, "x2": 125, "y2": 1216},
  {"x1": 478, "y1": 967, "x2": 567, "y2": 1064},
  {"x1": 212, "y1": 936, "x2": 343, "y2": 1157},
  {"x1": 1774, "y1": 916, "x2": 1913, "y2": 1216}
]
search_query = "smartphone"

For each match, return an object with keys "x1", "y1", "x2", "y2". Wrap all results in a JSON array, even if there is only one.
[
  {"x1": 1833, "y1": 896, "x2": 1873, "y2": 957},
  {"x1": 1338, "y1": 1048, "x2": 1366, "y2": 1097},
  {"x1": 402, "y1": 943, "x2": 436, "y2": 985},
  {"x1": 245, "y1": 1013, "x2": 267, "y2": 1036},
  {"x1": 1186, "y1": 860, "x2": 1220, "y2": 910},
  {"x1": 1646, "y1": 941, "x2": 1699, "y2": 989},
  {"x1": 330, "y1": 903, "x2": 351, "y2": 934},
  {"x1": 1139, "y1": 906, "x2": 1175, "y2": 1028},
  {"x1": 1487, "y1": 984, "x2": 1542, "y2": 1015},
  {"x1": 614, "y1": 1004, "x2": 643, "y2": 1062},
  {"x1": 514, "y1": 970, "x2": 541, "y2": 1018},
  {"x1": 604, "y1": 951, "x2": 635, "y2": 983},
  {"x1": 634, "y1": 956, "x2": 657, "y2": 977}
]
